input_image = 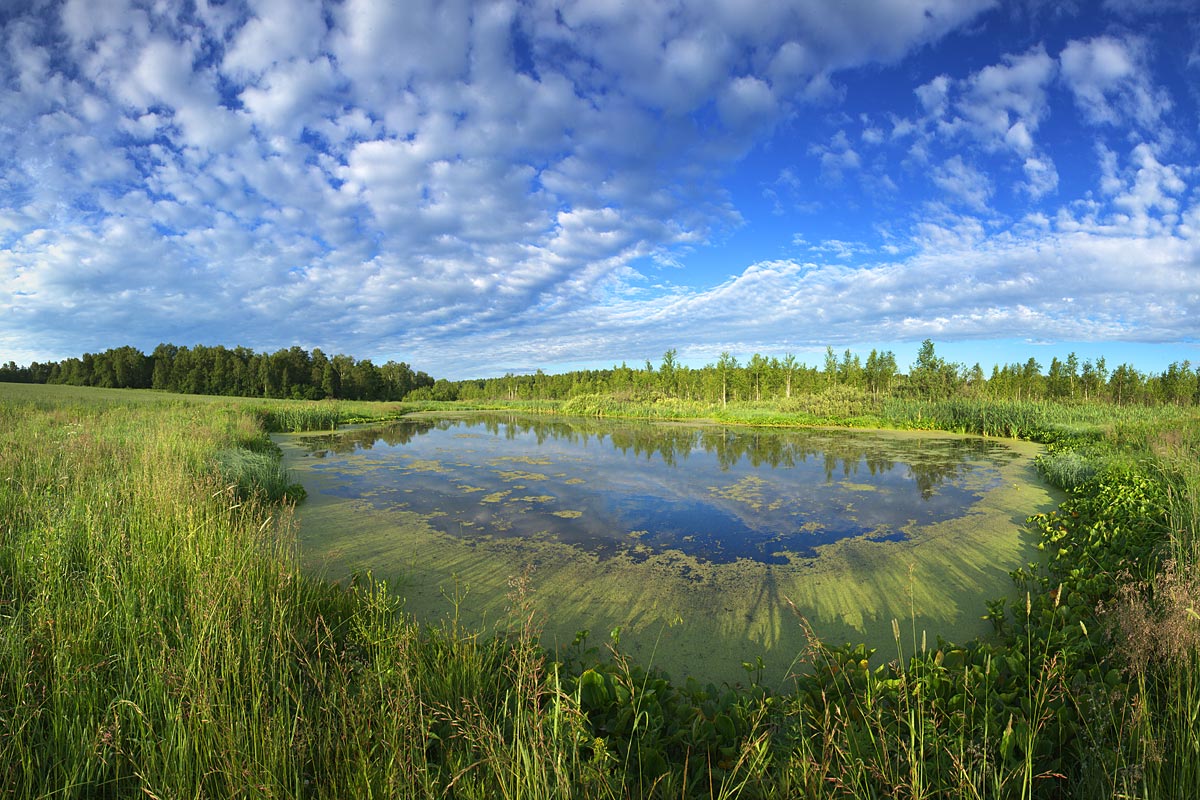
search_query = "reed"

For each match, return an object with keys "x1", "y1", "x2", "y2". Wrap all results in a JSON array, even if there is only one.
[{"x1": 2, "y1": 383, "x2": 1198, "y2": 799}]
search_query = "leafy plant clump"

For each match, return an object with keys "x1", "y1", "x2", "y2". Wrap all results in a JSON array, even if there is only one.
[{"x1": 215, "y1": 445, "x2": 306, "y2": 504}]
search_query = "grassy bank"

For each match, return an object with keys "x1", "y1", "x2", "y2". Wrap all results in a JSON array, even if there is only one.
[{"x1": 1, "y1": 384, "x2": 1197, "y2": 798}]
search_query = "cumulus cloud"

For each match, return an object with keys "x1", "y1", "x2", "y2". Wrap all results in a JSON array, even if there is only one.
[
  {"x1": 810, "y1": 131, "x2": 861, "y2": 183},
  {"x1": 932, "y1": 156, "x2": 994, "y2": 211},
  {"x1": 2, "y1": 0, "x2": 1005, "y2": 365},
  {"x1": 911, "y1": 48, "x2": 1056, "y2": 155},
  {"x1": 0, "y1": 0, "x2": 1195, "y2": 376},
  {"x1": 1060, "y1": 35, "x2": 1171, "y2": 128},
  {"x1": 1019, "y1": 156, "x2": 1059, "y2": 199},
  {"x1": 418, "y1": 215, "x2": 1200, "y2": 375},
  {"x1": 957, "y1": 47, "x2": 1057, "y2": 154},
  {"x1": 892, "y1": 47, "x2": 1067, "y2": 208}
]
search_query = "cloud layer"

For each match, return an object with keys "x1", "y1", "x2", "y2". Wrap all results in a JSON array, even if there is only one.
[{"x1": 1, "y1": 0, "x2": 1197, "y2": 375}]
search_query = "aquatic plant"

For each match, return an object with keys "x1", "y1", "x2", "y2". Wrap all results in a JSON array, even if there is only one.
[{"x1": 215, "y1": 445, "x2": 306, "y2": 503}]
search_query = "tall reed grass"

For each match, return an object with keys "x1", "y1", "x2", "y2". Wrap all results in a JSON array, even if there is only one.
[
  {"x1": 2, "y1": 384, "x2": 1197, "y2": 798},
  {"x1": 0, "y1": 387, "x2": 721, "y2": 797}
]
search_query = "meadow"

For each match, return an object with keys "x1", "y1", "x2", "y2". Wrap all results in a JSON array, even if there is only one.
[{"x1": 1, "y1": 382, "x2": 1197, "y2": 798}]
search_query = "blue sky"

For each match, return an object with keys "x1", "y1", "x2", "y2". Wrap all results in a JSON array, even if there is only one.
[{"x1": 2, "y1": 0, "x2": 1198, "y2": 378}]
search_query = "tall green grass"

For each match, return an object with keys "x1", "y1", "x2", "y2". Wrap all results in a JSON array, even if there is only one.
[
  {"x1": 0, "y1": 387, "x2": 661, "y2": 797},
  {"x1": 2, "y1": 383, "x2": 1198, "y2": 798}
]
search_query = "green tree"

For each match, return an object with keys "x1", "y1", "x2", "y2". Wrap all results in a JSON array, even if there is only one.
[
  {"x1": 660, "y1": 348, "x2": 678, "y2": 397},
  {"x1": 110, "y1": 345, "x2": 152, "y2": 388},
  {"x1": 780, "y1": 354, "x2": 798, "y2": 399},
  {"x1": 747, "y1": 353, "x2": 768, "y2": 401},
  {"x1": 837, "y1": 349, "x2": 862, "y2": 387},
  {"x1": 1109, "y1": 363, "x2": 1142, "y2": 406},
  {"x1": 1047, "y1": 357, "x2": 1069, "y2": 400},
  {"x1": 717, "y1": 352, "x2": 737, "y2": 407},
  {"x1": 1019, "y1": 357, "x2": 1043, "y2": 401},
  {"x1": 966, "y1": 362, "x2": 986, "y2": 395},
  {"x1": 823, "y1": 346, "x2": 838, "y2": 385},
  {"x1": 907, "y1": 340, "x2": 958, "y2": 401},
  {"x1": 864, "y1": 349, "x2": 897, "y2": 400},
  {"x1": 321, "y1": 361, "x2": 340, "y2": 399}
]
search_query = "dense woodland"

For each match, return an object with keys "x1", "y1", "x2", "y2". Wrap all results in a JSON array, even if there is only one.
[
  {"x1": 0, "y1": 343, "x2": 434, "y2": 401},
  {"x1": 426, "y1": 341, "x2": 1199, "y2": 407},
  {"x1": 2, "y1": 339, "x2": 1198, "y2": 406}
]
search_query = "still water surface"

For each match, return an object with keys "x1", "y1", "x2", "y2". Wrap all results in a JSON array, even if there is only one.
[
  {"x1": 281, "y1": 413, "x2": 1054, "y2": 684},
  {"x1": 293, "y1": 414, "x2": 1016, "y2": 563}
]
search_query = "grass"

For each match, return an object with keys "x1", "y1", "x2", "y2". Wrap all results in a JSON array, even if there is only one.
[
  {"x1": 0, "y1": 387, "x2": 612, "y2": 798},
  {"x1": 2, "y1": 382, "x2": 1198, "y2": 798}
]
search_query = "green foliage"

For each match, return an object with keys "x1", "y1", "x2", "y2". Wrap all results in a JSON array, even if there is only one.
[
  {"x1": 214, "y1": 446, "x2": 306, "y2": 503},
  {"x1": 254, "y1": 403, "x2": 344, "y2": 433},
  {"x1": 11, "y1": 341, "x2": 1200, "y2": 416},
  {"x1": 2, "y1": 382, "x2": 1199, "y2": 799},
  {"x1": 18, "y1": 342, "x2": 436, "y2": 402},
  {"x1": 1035, "y1": 445, "x2": 1104, "y2": 491}
]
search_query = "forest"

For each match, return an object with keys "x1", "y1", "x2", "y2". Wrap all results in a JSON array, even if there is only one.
[
  {"x1": 3, "y1": 340, "x2": 1198, "y2": 408},
  {"x1": 0, "y1": 343, "x2": 434, "y2": 402},
  {"x1": 410, "y1": 342, "x2": 1191, "y2": 407}
]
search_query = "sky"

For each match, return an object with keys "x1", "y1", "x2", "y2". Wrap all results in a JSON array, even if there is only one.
[{"x1": 2, "y1": 0, "x2": 1199, "y2": 379}]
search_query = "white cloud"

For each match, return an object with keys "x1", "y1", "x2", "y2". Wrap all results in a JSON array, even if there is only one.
[
  {"x1": 1109, "y1": 144, "x2": 1187, "y2": 233},
  {"x1": 239, "y1": 57, "x2": 338, "y2": 135},
  {"x1": 2, "y1": 0, "x2": 1195, "y2": 377},
  {"x1": 913, "y1": 48, "x2": 1057, "y2": 156},
  {"x1": 958, "y1": 47, "x2": 1057, "y2": 154},
  {"x1": 1096, "y1": 143, "x2": 1123, "y2": 195},
  {"x1": 1019, "y1": 156, "x2": 1059, "y2": 199},
  {"x1": 810, "y1": 131, "x2": 861, "y2": 182},
  {"x1": 223, "y1": 0, "x2": 327, "y2": 78},
  {"x1": 430, "y1": 216, "x2": 1200, "y2": 373},
  {"x1": 717, "y1": 75, "x2": 778, "y2": 132},
  {"x1": 1060, "y1": 35, "x2": 1171, "y2": 128},
  {"x1": 331, "y1": 0, "x2": 471, "y2": 112},
  {"x1": 676, "y1": 229, "x2": 1195, "y2": 345},
  {"x1": 931, "y1": 156, "x2": 994, "y2": 211}
]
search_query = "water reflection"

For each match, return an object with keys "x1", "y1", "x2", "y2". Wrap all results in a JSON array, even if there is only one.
[{"x1": 294, "y1": 414, "x2": 1017, "y2": 565}]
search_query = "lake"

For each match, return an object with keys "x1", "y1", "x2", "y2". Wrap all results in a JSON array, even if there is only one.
[{"x1": 278, "y1": 412, "x2": 1058, "y2": 685}]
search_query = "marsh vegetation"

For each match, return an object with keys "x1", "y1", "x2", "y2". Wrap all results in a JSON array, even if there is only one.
[{"x1": 1, "y1": 376, "x2": 1198, "y2": 798}]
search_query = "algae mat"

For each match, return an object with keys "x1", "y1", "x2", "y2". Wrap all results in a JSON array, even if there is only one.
[{"x1": 278, "y1": 413, "x2": 1058, "y2": 687}]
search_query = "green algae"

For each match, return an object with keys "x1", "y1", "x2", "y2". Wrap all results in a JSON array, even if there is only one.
[
  {"x1": 492, "y1": 455, "x2": 553, "y2": 466},
  {"x1": 708, "y1": 475, "x2": 768, "y2": 511},
  {"x1": 278, "y1": 416, "x2": 1059, "y2": 686},
  {"x1": 495, "y1": 470, "x2": 550, "y2": 482},
  {"x1": 399, "y1": 458, "x2": 447, "y2": 473}
]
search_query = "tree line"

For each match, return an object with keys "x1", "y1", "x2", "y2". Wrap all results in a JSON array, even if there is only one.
[
  {"x1": 421, "y1": 340, "x2": 1200, "y2": 407},
  {"x1": 2, "y1": 339, "x2": 1197, "y2": 407},
  {"x1": 0, "y1": 344, "x2": 434, "y2": 402}
]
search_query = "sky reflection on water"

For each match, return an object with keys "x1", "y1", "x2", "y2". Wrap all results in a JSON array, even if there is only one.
[{"x1": 295, "y1": 415, "x2": 1017, "y2": 565}]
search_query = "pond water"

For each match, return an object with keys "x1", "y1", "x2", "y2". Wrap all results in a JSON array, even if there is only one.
[{"x1": 279, "y1": 413, "x2": 1059, "y2": 685}]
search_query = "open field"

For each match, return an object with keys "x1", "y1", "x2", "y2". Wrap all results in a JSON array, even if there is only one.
[{"x1": 2, "y1": 382, "x2": 1198, "y2": 798}]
